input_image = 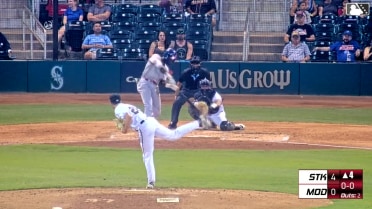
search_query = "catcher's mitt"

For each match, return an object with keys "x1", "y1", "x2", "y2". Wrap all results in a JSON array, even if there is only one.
[
  {"x1": 113, "y1": 118, "x2": 125, "y2": 130},
  {"x1": 188, "y1": 104, "x2": 200, "y2": 120},
  {"x1": 195, "y1": 95, "x2": 211, "y2": 106},
  {"x1": 193, "y1": 101, "x2": 209, "y2": 117}
]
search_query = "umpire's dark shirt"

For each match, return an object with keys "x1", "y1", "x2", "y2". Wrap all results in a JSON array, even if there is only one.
[{"x1": 179, "y1": 67, "x2": 210, "y2": 90}]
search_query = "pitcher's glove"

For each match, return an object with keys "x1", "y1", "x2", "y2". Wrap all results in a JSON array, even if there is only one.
[{"x1": 113, "y1": 118, "x2": 125, "y2": 130}]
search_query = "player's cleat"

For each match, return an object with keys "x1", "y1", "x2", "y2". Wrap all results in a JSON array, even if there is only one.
[
  {"x1": 199, "y1": 115, "x2": 211, "y2": 129},
  {"x1": 168, "y1": 122, "x2": 177, "y2": 129},
  {"x1": 146, "y1": 182, "x2": 155, "y2": 189},
  {"x1": 234, "y1": 124, "x2": 245, "y2": 130}
]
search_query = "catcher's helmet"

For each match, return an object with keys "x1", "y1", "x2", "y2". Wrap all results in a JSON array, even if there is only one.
[
  {"x1": 109, "y1": 94, "x2": 121, "y2": 105},
  {"x1": 162, "y1": 48, "x2": 177, "y2": 62},
  {"x1": 190, "y1": 56, "x2": 201, "y2": 64},
  {"x1": 199, "y1": 78, "x2": 212, "y2": 88}
]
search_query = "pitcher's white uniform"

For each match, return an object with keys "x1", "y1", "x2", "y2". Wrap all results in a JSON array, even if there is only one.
[
  {"x1": 137, "y1": 54, "x2": 169, "y2": 118},
  {"x1": 114, "y1": 102, "x2": 200, "y2": 187}
]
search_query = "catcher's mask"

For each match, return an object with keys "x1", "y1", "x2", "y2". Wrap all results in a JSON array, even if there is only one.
[
  {"x1": 109, "y1": 94, "x2": 121, "y2": 105},
  {"x1": 199, "y1": 78, "x2": 213, "y2": 94},
  {"x1": 162, "y1": 48, "x2": 177, "y2": 63}
]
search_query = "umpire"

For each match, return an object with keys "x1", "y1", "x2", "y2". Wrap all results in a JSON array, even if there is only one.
[{"x1": 168, "y1": 56, "x2": 210, "y2": 129}]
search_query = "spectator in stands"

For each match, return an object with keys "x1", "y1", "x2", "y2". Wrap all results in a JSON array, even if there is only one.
[
  {"x1": 313, "y1": 30, "x2": 361, "y2": 62},
  {"x1": 285, "y1": 10, "x2": 316, "y2": 43},
  {"x1": 159, "y1": 0, "x2": 184, "y2": 14},
  {"x1": 169, "y1": 28, "x2": 193, "y2": 60},
  {"x1": 290, "y1": 0, "x2": 318, "y2": 23},
  {"x1": 185, "y1": 0, "x2": 217, "y2": 27},
  {"x1": 363, "y1": 39, "x2": 372, "y2": 61},
  {"x1": 148, "y1": 31, "x2": 173, "y2": 57},
  {"x1": 58, "y1": 0, "x2": 84, "y2": 45},
  {"x1": 338, "y1": 0, "x2": 350, "y2": 17},
  {"x1": 0, "y1": 32, "x2": 13, "y2": 60},
  {"x1": 82, "y1": 22, "x2": 113, "y2": 60},
  {"x1": 282, "y1": 31, "x2": 311, "y2": 63},
  {"x1": 87, "y1": 0, "x2": 111, "y2": 22},
  {"x1": 294, "y1": 1, "x2": 312, "y2": 24},
  {"x1": 318, "y1": 0, "x2": 338, "y2": 16}
]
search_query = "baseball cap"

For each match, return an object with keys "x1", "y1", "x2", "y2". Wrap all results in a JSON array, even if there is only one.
[
  {"x1": 343, "y1": 30, "x2": 352, "y2": 36},
  {"x1": 291, "y1": 31, "x2": 300, "y2": 38},
  {"x1": 190, "y1": 56, "x2": 201, "y2": 64},
  {"x1": 177, "y1": 28, "x2": 185, "y2": 34}
]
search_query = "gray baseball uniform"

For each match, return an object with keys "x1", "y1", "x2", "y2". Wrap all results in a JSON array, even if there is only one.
[{"x1": 137, "y1": 54, "x2": 169, "y2": 118}]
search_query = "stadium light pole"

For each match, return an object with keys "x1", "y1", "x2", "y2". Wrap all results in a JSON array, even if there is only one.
[{"x1": 53, "y1": 0, "x2": 59, "y2": 60}]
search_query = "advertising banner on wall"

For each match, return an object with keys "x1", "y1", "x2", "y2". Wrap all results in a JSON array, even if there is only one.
[
  {"x1": 239, "y1": 63, "x2": 299, "y2": 94},
  {"x1": 360, "y1": 64, "x2": 372, "y2": 96},
  {"x1": 0, "y1": 61, "x2": 28, "y2": 92},
  {"x1": 86, "y1": 61, "x2": 120, "y2": 93},
  {"x1": 300, "y1": 63, "x2": 360, "y2": 95},
  {"x1": 28, "y1": 61, "x2": 87, "y2": 92}
]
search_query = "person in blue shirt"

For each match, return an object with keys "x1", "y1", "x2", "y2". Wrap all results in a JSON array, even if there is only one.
[
  {"x1": 81, "y1": 22, "x2": 113, "y2": 60},
  {"x1": 58, "y1": 0, "x2": 84, "y2": 45},
  {"x1": 313, "y1": 30, "x2": 361, "y2": 62}
]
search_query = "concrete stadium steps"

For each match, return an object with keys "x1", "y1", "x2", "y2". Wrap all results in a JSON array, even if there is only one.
[
  {"x1": 2, "y1": 29, "x2": 53, "y2": 60},
  {"x1": 211, "y1": 31, "x2": 244, "y2": 61},
  {"x1": 247, "y1": 52, "x2": 281, "y2": 62}
]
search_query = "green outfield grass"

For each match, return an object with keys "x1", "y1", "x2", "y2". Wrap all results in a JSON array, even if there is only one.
[{"x1": 0, "y1": 104, "x2": 371, "y2": 209}]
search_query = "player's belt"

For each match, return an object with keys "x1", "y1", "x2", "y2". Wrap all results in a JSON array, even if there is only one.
[
  {"x1": 140, "y1": 120, "x2": 145, "y2": 124},
  {"x1": 144, "y1": 78, "x2": 157, "y2": 85}
]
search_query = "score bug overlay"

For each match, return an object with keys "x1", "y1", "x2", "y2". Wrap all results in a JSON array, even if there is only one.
[{"x1": 298, "y1": 169, "x2": 363, "y2": 199}]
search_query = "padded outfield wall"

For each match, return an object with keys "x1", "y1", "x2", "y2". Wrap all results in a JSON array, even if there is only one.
[{"x1": 0, "y1": 61, "x2": 371, "y2": 96}]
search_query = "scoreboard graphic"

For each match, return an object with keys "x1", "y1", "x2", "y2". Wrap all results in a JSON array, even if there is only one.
[{"x1": 299, "y1": 169, "x2": 363, "y2": 199}]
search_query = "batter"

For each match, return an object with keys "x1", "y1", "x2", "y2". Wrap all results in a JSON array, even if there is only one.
[
  {"x1": 137, "y1": 48, "x2": 177, "y2": 118},
  {"x1": 109, "y1": 94, "x2": 211, "y2": 189}
]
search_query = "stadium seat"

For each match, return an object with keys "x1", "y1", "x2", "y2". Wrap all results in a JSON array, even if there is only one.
[
  {"x1": 65, "y1": 21, "x2": 86, "y2": 52},
  {"x1": 137, "y1": 22, "x2": 162, "y2": 32},
  {"x1": 192, "y1": 45, "x2": 210, "y2": 61},
  {"x1": 111, "y1": 12, "x2": 136, "y2": 23},
  {"x1": 122, "y1": 46, "x2": 145, "y2": 60},
  {"x1": 187, "y1": 13, "x2": 212, "y2": 24},
  {"x1": 112, "y1": 21, "x2": 136, "y2": 32},
  {"x1": 162, "y1": 22, "x2": 186, "y2": 33},
  {"x1": 311, "y1": 51, "x2": 334, "y2": 62},
  {"x1": 134, "y1": 30, "x2": 157, "y2": 41},
  {"x1": 187, "y1": 22, "x2": 211, "y2": 32},
  {"x1": 137, "y1": 39, "x2": 152, "y2": 58},
  {"x1": 162, "y1": 13, "x2": 185, "y2": 23},
  {"x1": 165, "y1": 29, "x2": 177, "y2": 40},
  {"x1": 315, "y1": 31, "x2": 334, "y2": 42},
  {"x1": 137, "y1": 13, "x2": 161, "y2": 23},
  {"x1": 96, "y1": 48, "x2": 118, "y2": 60},
  {"x1": 138, "y1": 4, "x2": 163, "y2": 16},
  {"x1": 186, "y1": 28, "x2": 210, "y2": 41},
  {"x1": 112, "y1": 4, "x2": 138, "y2": 15},
  {"x1": 109, "y1": 29, "x2": 133, "y2": 40},
  {"x1": 112, "y1": 39, "x2": 135, "y2": 50}
]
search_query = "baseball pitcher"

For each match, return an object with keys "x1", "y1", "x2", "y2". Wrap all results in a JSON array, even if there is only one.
[{"x1": 109, "y1": 94, "x2": 211, "y2": 189}]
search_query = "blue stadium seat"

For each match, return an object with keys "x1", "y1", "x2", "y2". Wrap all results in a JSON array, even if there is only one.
[{"x1": 96, "y1": 48, "x2": 118, "y2": 60}]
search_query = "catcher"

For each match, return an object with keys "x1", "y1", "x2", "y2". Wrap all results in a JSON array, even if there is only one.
[{"x1": 189, "y1": 78, "x2": 245, "y2": 131}]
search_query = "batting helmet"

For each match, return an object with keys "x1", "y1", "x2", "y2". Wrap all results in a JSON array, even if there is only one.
[
  {"x1": 162, "y1": 48, "x2": 177, "y2": 62},
  {"x1": 109, "y1": 94, "x2": 121, "y2": 105}
]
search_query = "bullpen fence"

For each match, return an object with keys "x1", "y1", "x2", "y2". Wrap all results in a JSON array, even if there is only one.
[{"x1": 0, "y1": 60, "x2": 371, "y2": 95}]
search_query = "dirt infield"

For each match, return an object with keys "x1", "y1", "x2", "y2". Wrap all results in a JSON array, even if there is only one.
[{"x1": 1, "y1": 93, "x2": 372, "y2": 209}]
